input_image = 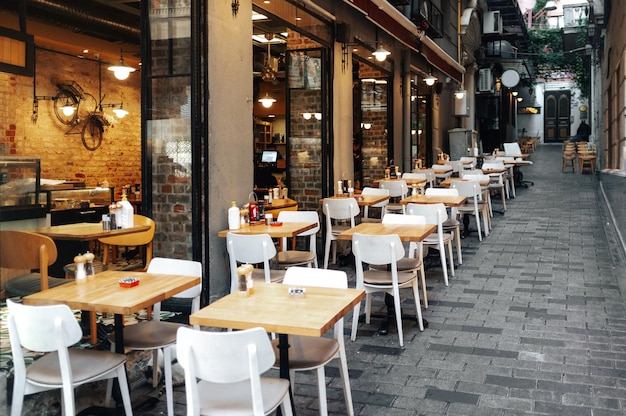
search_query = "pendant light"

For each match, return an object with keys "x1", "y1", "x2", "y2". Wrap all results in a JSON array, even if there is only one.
[
  {"x1": 372, "y1": 45, "x2": 391, "y2": 62},
  {"x1": 423, "y1": 73, "x2": 437, "y2": 86},
  {"x1": 258, "y1": 92, "x2": 277, "y2": 108},
  {"x1": 108, "y1": 51, "x2": 136, "y2": 80}
]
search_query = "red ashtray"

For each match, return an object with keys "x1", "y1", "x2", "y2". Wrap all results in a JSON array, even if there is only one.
[
  {"x1": 119, "y1": 277, "x2": 140, "y2": 288},
  {"x1": 270, "y1": 222, "x2": 283, "y2": 227}
]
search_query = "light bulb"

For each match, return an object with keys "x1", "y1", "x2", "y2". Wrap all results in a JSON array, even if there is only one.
[
  {"x1": 424, "y1": 74, "x2": 437, "y2": 86},
  {"x1": 60, "y1": 100, "x2": 75, "y2": 116},
  {"x1": 372, "y1": 46, "x2": 391, "y2": 62},
  {"x1": 108, "y1": 54, "x2": 136, "y2": 80},
  {"x1": 113, "y1": 108, "x2": 129, "y2": 118},
  {"x1": 454, "y1": 90, "x2": 466, "y2": 99},
  {"x1": 258, "y1": 93, "x2": 276, "y2": 108},
  {"x1": 302, "y1": 112, "x2": 312, "y2": 120},
  {"x1": 314, "y1": 113, "x2": 322, "y2": 120}
]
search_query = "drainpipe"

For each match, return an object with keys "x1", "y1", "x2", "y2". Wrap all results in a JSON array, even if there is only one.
[{"x1": 402, "y1": 49, "x2": 412, "y2": 173}]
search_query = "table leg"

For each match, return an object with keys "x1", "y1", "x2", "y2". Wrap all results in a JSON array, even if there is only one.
[{"x1": 277, "y1": 333, "x2": 297, "y2": 415}]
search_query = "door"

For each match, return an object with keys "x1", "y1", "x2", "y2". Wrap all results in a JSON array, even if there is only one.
[{"x1": 544, "y1": 90, "x2": 571, "y2": 142}]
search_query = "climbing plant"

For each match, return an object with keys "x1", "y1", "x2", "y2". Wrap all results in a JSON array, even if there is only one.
[{"x1": 526, "y1": 1, "x2": 590, "y2": 98}]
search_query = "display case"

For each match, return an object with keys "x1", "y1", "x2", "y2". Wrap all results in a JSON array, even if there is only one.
[
  {"x1": 42, "y1": 187, "x2": 114, "y2": 226},
  {"x1": 0, "y1": 157, "x2": 46, "y2": 222}
]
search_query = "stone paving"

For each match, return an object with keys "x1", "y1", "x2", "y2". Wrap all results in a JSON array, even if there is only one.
[
  {"x1": 7, "y1": 144, "x2": 625, "y2": 415},
  {"x1": 125, "y1": 144, "x2": 626, "y2": 416}
]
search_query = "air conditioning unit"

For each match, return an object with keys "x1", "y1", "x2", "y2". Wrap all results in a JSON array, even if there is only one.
[
  {"x1": 478, "y1": 68, "x2": 494, "y2": 93},
  {"x1": 483, "y1": 11, "x2": 502, "y2": 34}
]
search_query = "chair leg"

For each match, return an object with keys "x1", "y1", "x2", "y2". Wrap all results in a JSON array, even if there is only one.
[
  {"x1": 316, "y1": 367, "x2": 329, "y2": 416},
  {"x1": 446, "y1": 240, "x2": 455, "y2": 277},
  {"x1": 411, "y1": 280, "x2": 424, "y2": 332},
  {"x1": 90, "y1": 313, "x2": 98, "y2": 344},
  {"x1": 454, "y1": 226, "x2": 462, "y2": 264},
  {"x1": 323, "y1": 238, "x2": 332, "y2": 269},
  {"x1": 164, "y1": 347, "x2": 174, "y2": 416},
  {"x1": 391, "y1": 288, "x2": 405, "y2": 347},
  {"x1": 116, "y1": 365, "x2": 134, "y2": 416},
  {"x1": 419, "y1": 265, "x2": 428, "y2": 309},
  {"x1": 337, "y1": 343, "x2": 355, "y2": 416},
  {"x1": 438, "y1": 239, "x2": 449, "y2": 286},
  {"x1": 351, "y1": 301, "x2": 361, "y2": 342}
]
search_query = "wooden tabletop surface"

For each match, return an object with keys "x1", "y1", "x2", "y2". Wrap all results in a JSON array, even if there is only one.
[
  {"x1": 217, "y1": 221, "x2": 317, "y2": 239},
  {"x1": 23, "y1": 270, "x2": 200, "y2": 316},
  {"x1": 400, "y1": 194, "x2": 467, "y2": 207},
  {"x1": 33, "y1": 222, "x2": 151, "y2": 241},
  {"x1": 337, "y1": 222, "x2": 436, "y2": 243},
  {"x1": 373, "y1": 177, "x2": 427, "y2": 186},
  {"x1": 439, "y1": 177, "x2": 490, "y2": 187},
  {"x1": 322, "y1": 194, "x2": 389, "y2": 207},
  {"x1": 190, "y1": 282, "x2": 365, "y2": 337}
]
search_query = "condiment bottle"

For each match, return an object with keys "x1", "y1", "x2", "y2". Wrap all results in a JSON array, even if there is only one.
[
  {"x1": 74, "y1": 254, "x2": 87, "y2": 284},
  {"x1": 236, "y1": 263, "x2": 254, "y2": 296},
  {"x1": 84, "y1": 251, "x2": 96, "y2": 280},
  {"x1": 228, "y1": 201, "x2": 240, "y2": 230},
  {"x1": 108, "y1": 203, "x2": 117, "y2": 230},
  {"x1": 118, "y1": 194, "x2": 134, "y2": 229}
]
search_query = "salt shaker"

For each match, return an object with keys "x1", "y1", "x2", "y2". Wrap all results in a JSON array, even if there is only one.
[{"x1": 74, "y1": 254, "x2": 87, "y2": 284}]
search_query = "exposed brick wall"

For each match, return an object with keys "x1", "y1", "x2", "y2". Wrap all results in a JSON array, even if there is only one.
[{"x1": 0, "y1": 48, "x2": 141, "y2": 190}]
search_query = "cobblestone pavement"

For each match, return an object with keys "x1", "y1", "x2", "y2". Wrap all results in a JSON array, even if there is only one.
[{"x1": 14, "y1": 144, "x2": 625, "y2": 415}]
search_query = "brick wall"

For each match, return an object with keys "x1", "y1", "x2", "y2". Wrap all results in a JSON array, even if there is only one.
[{"x1": 0, "y1": 48, "x2": 141, "y2": 190}]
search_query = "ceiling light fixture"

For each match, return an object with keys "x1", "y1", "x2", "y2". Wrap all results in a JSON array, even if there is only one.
[
  {"x1": 108, "y1": 50, "x2": 136, "y2": 80},
  {"x1": 258, "y1": 92, "x2": 276, "y2": 108},
  {"x1": 517, "y1": 97, "x2": 523, "y2": 102},
  {"x1": 302, "y1": 112, "x2": 312, "y2": 120},
  {"x1": 423, "y1": 73, "x2": 437, "y2": 86},
  {"x1": 372, "y1": 45, "x2": 391, "y2": 62}
]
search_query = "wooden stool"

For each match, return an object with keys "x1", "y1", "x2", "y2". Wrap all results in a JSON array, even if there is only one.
[
  {"x1": 579, "y1": 154, "x2": 596, "y2": 174},
  {"x1": 562, "y1": 152, "x2": 576, "y2": 172}
]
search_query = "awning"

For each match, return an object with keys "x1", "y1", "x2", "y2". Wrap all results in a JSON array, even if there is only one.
[{"x1": 344, "y1": 0, "x2": 465, "y2": 83}]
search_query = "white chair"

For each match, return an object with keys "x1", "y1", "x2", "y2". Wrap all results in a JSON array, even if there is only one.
[
  {"x1": 482, "y1": 162, "x2": 508, "y2": 212},
  {"x1": 106, "y1": 257, "x2": 202, "y2": 416},
  {"x1": 277, "y1": 210, "x2": 320, "y2": 268},
  {"x1": 351, "y1": 233, "x2": 424, "y2": 347},
  {"x1": 419, "y1": 168, "x2": 436, "y2": 189},
  {"x1": 503, "y1": 142, "x2": 523, "y2": 156},
  {"x1": 451, "y1": 180, "x2": 490, "y2": 241},
  {"x1": 431, "y1": 164, "x2": 453, "y2": 183},
  {"x1": 495, "y1": 156, "x2": 516, "y2": 198},
  {"x1": 447, "y1": 160, "x2": 464, "y2": 177},
  {"x1": 402, "y1": 172, "x2": 427, "y2": 195},
  {"x1": 227, "y1": 232, "x2": 285, "y2": 293},
  {"x1": 379, "y1": 179, "x2": 408, "y2": 214},
  {"x1": 322, "y1": 197, "x2": 360, "y2": 269},
  {"x1": 361, "y1": 187, "x2": 390, "y2": 222},
  {"x1": 7, "y1": 299, "x2": 133, "y2": 416},
  {"x1": 424, "y1": 188, "x2": 463, "y2": 265},
  {"x1": 459, "y1": 157, "x2": 476, "y2": 169},
  {"x1": 272, "y1": 267, "x2": 354, "y2": 416},
  {"x1": 177, "y1": 326, "x2": 293, "y2": 416},
  {"x1": 462, "y1": 172, "x2": 495, "y2": 218},
  {"x1": 381, "y1": 213, "x2": 429, "y2": 307},
  {"x1": 406, "y1": 203, "x2": 455, "y2": 286}
]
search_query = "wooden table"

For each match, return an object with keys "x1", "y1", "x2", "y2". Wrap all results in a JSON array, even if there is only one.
[
  {"x1": 439, "y1": 177, "x2": 490, "y2": 187},
  {"x1": 400, "y1": 194, "x2": 467, "y2": 207},
  {"x1": 24, "y1": 269, "x2": 200, "y2": 352},
  {"x1": 190, "y1": 282, "x2": 365, "y2": 415},
  {"x1": 34, "y1": 222, "x2": 151, "y2": 241},
  {"x1": 372, "y1": 177, "x2": 426, "y2": 187},
  {"x1": 322, "y1": 194, "x2": 390, "y2": 207},
  {"x1": 217, "y1": 221, "x2": 316, "y2": 252},
  {"x1": 337, "y1": 222, "x2": 436, "y2": 242}
]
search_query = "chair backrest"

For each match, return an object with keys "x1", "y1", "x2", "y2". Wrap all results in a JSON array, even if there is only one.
[
  {"x1": 99, "y1": 214, "x2": 156, "y2": 266},
  {"x1": 401, "y1": 172, "x2": 426, "y2": 180},
  {"x1": 431, "y1": 164, "x2": 451, "y2": 170},
  {"x1": 451, "y1": 180, "x2": 482, "y2": 201},
  {"x1": 481, "y1": 162, "x2": 505, "y2": 170},
  {"x1": 420, "y1": 169, "x2": 436, "y2": 188},
  {"x1": 459, "y1": 157, "x2": 476, "y2": 167},
  {"x1": 406, "y1": 203, "x2": 447, "y2": 227},
  {"x1": 425, "y1": 188, "x2": 459, "y2": 197},
  {"x1": 352, "y1": 233, "x2": 404, "y2": 268},
  {"x1": 177, "y1": 326, "x2": 275, "y2": 415},
  {"x1": 146, "y1": 257, "x2": 203, "y2": 319},
  {"x1": 448, "y1": 160, "x2": 463, "y2": 173},
  {"x1": 322, "y1": 197, "x2": 360, "y2": 224},
  {"x1": 361, "y1": 187, "x2": 390, "y2": 211},
  {"x1": 460, "y1": 168, "x2": 483, "y2": 177},
  {"x1": 227, "y1": 232, "x2": 276, "y2": 293},
  {"x1": 503, "y1": 142, "x2": 522, "y2": 156},
  {"x1": 0, "y1": 230, "x2": 58, "y2": 291},
  {"x1": 98, "y1": 214, "x2": 156, "y2": 246},
  {"x1": 379, "y1": 180, "x2": 408, "y2": 199},
  {"x1": 277, "y1": 210, "x2": 320, "y2": 237},
  {"x1": 283, "y1": 266, "x2": 347, "y2": 289}
]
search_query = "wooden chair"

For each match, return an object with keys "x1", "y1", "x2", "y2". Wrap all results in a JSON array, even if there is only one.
[
  {"x1": 1, "y1": 230, "x2": 68, "y2": 298},
  {"x1": 562, "y1": 149, "x2": 576, "y2": 172},
  {"x1": 98, "y1": 214, "x2": 155, "y2": 270}
]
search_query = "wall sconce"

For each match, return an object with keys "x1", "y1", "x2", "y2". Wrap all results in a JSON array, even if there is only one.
[
  {"x1": 516, "y1": 97, "x2": 523, "y2": 102},
  {"x1": 314, "y1": 112, "x2": 322, "y2": 120},
  {"x1": 32, "y1": 81, "x2": 84, "y2": 125},
  {"x1": 303, "y1": 112, "x2": 312, "y2": 120},
  {"x1": 423, "y1": 73, "x2": 437, "y2": 86},
  {"x1": 511, "y1": 90, "x2": 519, "y2": 97},
  {"x1": 361, "y1": 122, "x2": 372, "y2": 130},
  {"x1": 108, "y1": 50, "x2": 136, "y2": 80},
  {"x1": 372, "y1": 44, "x2": 391, "y2": 62},
  {"x1": 454, "y1": 89, "x2": 466, "y2": 99},
  {"x1": 258, "y1": 92, "x2": 276, "y2": 108}
]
